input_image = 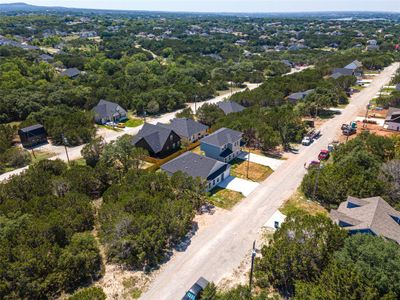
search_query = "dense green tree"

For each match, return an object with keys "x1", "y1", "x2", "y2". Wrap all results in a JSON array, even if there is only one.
[
  {"x1": 68, "y1": 287, "x2": 106, "y2": 300},
  {"x1": 255, "y1": 211, "x2": 346, "y2": 297},
  {"x1": 81, "y1": 137, "x2": 105, "y2": 167},
  {"x1": 196, "y1": 103, "x2": 225, "y2": 127}
]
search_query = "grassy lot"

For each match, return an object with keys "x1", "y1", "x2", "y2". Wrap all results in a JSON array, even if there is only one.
[
  {"x1": 281, "y1": 189, "x2": 327, "y2": 216},
  {"x1": 31, "y1": 150, "x2": 54, "y2": 164},
  {"x1": 125, "y1": 118, "x2": 144, "y2": 128},
  {"x1": 71, "y1": 158, "x2": 87, "y2": 166},
  {"x1": 208, "y1": 187, "x2": 244, "y2": 210},
  {"x1": 230, "y1": 158, "x2": 273, "y2": 182}
]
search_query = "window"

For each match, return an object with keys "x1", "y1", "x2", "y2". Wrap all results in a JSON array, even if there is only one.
[{"x1": 170, "y1": 135, "x2": 173, "y2": 141}]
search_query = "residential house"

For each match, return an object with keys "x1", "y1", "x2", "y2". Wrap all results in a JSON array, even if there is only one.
[
  {"x1": 37, "y1": 53, "x2": 54, "y2": 63},
  {"x1": 200, "y1": 128, "x2": 243, "y2": 163},
  {"x1": 18, "y1": 124, "x2": 47, "y2": 148},
  {"x1": 344, "y1": 60, "x2": 363, "y2": 77},
  {"x1": 158, "y1": 118, "x2": 209, "y2": 143},
  {"x1": 217, "y1": 101, "x2": 246, "y2": 115},
  {"x1": 331, "y1": 68, "x2": 354, "y2": 79},
  {"x1": 287, "y1": 89, "x2": 314, "y2": 103},
  {"x1": 330, "y1": 196, "x2": 400, "y2": 244},
  {"x1": 60, "y1": 68, "x2": 81, "y2": 79},
  {"x1": 384, "y1": 107, "x2": 400, "y2": 131},
  {"x1": 132, "y1": 123, "x2": 181, "y2": 158},
  {"x1": 161, "y1": 152, "x2": 230, "y2": 191},
  {"x1": 92, "y1": 99, "x2": 128, "y2": 124}
]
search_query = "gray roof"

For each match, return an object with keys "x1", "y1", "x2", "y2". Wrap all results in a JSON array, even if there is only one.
[
  {"x1": 39, "y1": 54, "x2": 53, "y2": 61},
  {"x1": 158, "y1": 118, "x2": 208, "y2": 139},
  {"x1": 396, "y1": 83, "x2": 400, "y2": 91},
  {"x1": 92, "y1": 99, "x2": 127, "y2": 119},
  {"x1": 201, "y1": 127, "x2": 242, "y2": 147},
  {"x1": 385, "y1": 107, "x2": 400, "y2": 124},
  {"x1": 161, "y1": 152, "x2": 229, "y2": 181},
  {"x1": 60, "y1": 68, "x2": 81, "y2": 78},
  {"x1": 344, "y1": 60, "x2": 362, "y2": 70},
  {"x1": 218, "y1": 101, "x2": 246, "y2": 115},
  {"x1": 330, "y1": 196, "x2": 400, "y2": 244},
  {"x1": 332, "y1": 68, "x2": 354, "y2": 77},
  {"x1": 132, "y1": 123, "x2": 177, "y2": 153},
  {"x1": 288, "y1": 89, "x2": 314, "y2": 101}
]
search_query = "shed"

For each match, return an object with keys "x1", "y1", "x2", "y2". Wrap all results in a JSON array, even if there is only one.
[{"x1": 18, "y1": 124, "x2": 47, "y2": 148}]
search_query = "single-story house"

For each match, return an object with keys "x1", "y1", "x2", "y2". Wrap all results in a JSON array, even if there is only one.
[
  {"x1": 287, "y1": 89, "x2": 314, "y2": 103},
  {"x1": 60, "y1": 68, "x2": 81, "y2": 79},
  {"x1": 344, "y1": 60, "x2": 363, "y2": 76},
  {"x1": 38, "y1": 53, "x2": 54, "y2": 63},
  {"x1": 217, "y1": 101, "x2": 246, "y2": 115},
  {"x1": 92, "y1": 99, "x2": 128, "y2": 124},
  {"x1": 200, "y1": 127, "x2": 244, "y2": 163},
  {"x1": 18, "y1": 124, "x2": 47, "y2": 148},
  {"x1": 263, "y1": 210, "x2": 287, "y2": 230},
  {"x1": 161, "y1": 152, "x2": 230, "y2": 191},
  {"x1": 331, "y1": 68, "x2": 354, "y2": 79},
  {"x1": 330, "y1": 196, "x2": 400, "y2": 244},
  {"x1": 158, "y1": 118, "x2": 209, "y2": 143},
  {"x1": 132, "y1": 123, "x2": 181, "y2": 158},
  {"x1": 384, "y1": 107, "x2": 400, "y2": 131}
]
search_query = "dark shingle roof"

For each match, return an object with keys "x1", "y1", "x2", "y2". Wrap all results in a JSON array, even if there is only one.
[
  {"x1": 158, "y1": 118, "x2": 208, "y2": 139},
  {"x1": 201, "y1": 128, "x2": 242, "y2": 147},
  {"x1": 161, "y1": 152, "x2": 229, "y2": 181},
  {"x1": 132, "y1": 123, "x2": 176, "y2": 153},
  {"x1": 217, "y1": 101, "x2": 246, "y2": 115},
  {"x1": 330, "y1": 196, "x2": 400, "y2": 244},
  {"x1": 92, "y1": 99, "x2": 127, "y2": 119},
  {"x1": 60, "y1": 68, "x2": 81, "y2": 78},
  {"x1": 39, "y1": 54, "x2": 53, "y2": 61}
]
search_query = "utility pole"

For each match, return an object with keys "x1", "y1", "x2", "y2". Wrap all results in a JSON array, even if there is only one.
[
  {"x1": 61, "y1": 134, "x2": 70, "y2": 164},
  {"x1": 363, "y1": 103, "x2": 370, "y2": 129},
  {"x1": 194, "y1": 94, "x2": 197, "y2": 115},
  {"x1": 247, "y1": 150, "x2": 251, "y2": 179},
  {"x1": 249, "y1": 240, "x2": 257, "y2": 293}
]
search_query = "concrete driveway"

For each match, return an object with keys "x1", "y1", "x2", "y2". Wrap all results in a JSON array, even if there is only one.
[
  {"x1": 237, "y1": 152, "x2": 284, "y2": 171},
  {"x1": 218, "y1": 176, "x2": 259, "y2": 197}
]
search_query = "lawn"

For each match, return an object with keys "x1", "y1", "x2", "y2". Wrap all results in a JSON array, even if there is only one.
[
  {"x1": 31, "y1": 150, "x2": 54, "y2": 164},
  {"x1": 208, "y1": 187, "x2": 244, "y2": 210},
  {"x1": 281, "y1": 189, "x2": 327, "y2": 216},
  {"x1": 230, "y1": 158, "x2": 273, "y2": 182},
  {"x1": 125, "y1": 118, "x2": 144, "y2": 128}
]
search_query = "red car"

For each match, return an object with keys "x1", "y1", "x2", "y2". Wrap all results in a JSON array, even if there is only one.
[{"x1": 318, "y1": 150, "x2": 330, "y2": 161}]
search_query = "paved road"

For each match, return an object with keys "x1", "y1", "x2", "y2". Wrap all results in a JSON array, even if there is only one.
[
  {"x1": 0, "y1": 67, "x2": 308, "y2": 182},
  {"x1": 141, "y1": 62, "x2": 399, "y2": 300}
]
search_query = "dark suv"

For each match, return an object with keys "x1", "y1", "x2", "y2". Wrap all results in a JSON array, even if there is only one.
[{"x1": 182, "y1": 277, "x2": 209, "y2": 300}]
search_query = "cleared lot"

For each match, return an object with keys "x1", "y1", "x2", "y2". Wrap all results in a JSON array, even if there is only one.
[{"x1": 237, "y1": 152, "x2": 284, "y2": 171}]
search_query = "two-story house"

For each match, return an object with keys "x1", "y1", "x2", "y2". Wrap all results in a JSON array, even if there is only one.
[
  {"x1": 158, "y1": 118, "x2": 209, "y2": 143},
  {"x1": 200, "y1": 128, "x2": 243, "y2": 163},
  {"x1": 132, "y1": 123, "x2": 181, "y2": 158}
]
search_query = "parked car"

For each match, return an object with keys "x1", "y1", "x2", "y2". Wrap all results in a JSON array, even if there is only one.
[
  {"x1": 105, "y1": 121, "x2": 116, "y2": 127},
  {"x1": 342, "y1": 127, "x2": 356, "y2": 136},
  {"x1": 117, "y1": 123, "x2": 126, "y2": 128},
  {"x1": 318, "y1": 150, "x2": 330, "y2": 161},
  {"x1": 309, "y1": 160, "x2": 321, "y2": 167},
  {"x1": 182, "y1": 277, "x2": 209, "y2": 300},
  {"x1": 301, "y1": 136, "x2": 312, "y2": 146}
]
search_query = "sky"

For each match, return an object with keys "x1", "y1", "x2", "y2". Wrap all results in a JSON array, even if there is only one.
[{"x1": 2, "y1": 0, "x2": 400, "y2": 13}]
